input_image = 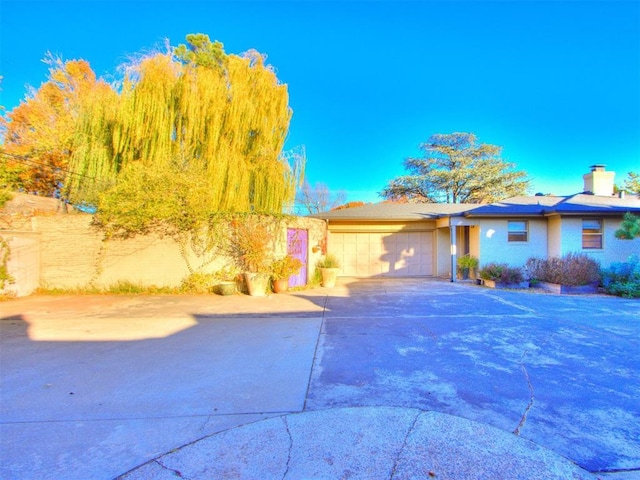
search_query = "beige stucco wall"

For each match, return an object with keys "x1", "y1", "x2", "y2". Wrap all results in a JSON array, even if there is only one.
[
  {"x1": 1, "y1": 231, "x2": 41, "y2": 297},
  {"x1": 436, "y1": 228, "x2": 451, "y2": 277},
  {"x1": 547, "y1": 215, "x2": 562, "y2": 258},
  {"x1": 477, "y1": 218, "x2": 548, "y2": 268},
  {"x1": 29, "y1": 214, "x2": 326, "y2": 290}
]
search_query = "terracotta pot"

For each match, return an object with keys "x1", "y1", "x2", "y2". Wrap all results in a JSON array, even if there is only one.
[{"x1": 272, "y1": 278, "x2": 289, "y2": 293}]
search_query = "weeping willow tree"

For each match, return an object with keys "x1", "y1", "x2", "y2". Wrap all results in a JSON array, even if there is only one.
[{"x1": 65, "y1": 33, "x2": 303, "y2": 238}]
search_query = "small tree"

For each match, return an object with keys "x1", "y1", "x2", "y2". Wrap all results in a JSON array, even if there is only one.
[
  {"x1": 381, "y1": 132, "x2": 529, "y2": 203},
  {"x1": 615, "y1": 212, "x2": 640, "y2": 240},
  {"x1": 623, "y1": 172, "x2": 640, "y2": 195},
  {"x1": 296, "y1": 180, "x2": 347, "y2": 214}
]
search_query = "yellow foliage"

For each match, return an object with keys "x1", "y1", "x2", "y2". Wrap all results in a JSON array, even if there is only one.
[{"x1": 65, "y1": 36, "x2": 302, "y2": 217}]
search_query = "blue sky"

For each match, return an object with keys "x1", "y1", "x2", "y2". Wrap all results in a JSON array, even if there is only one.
[{"x1": 1, "y1": 0, "x2": 639, "y2": 203}]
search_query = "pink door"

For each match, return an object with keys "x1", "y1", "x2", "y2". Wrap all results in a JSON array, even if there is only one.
[{"x1": 287, "y1": 229, "x2": 308, "y2": 287}]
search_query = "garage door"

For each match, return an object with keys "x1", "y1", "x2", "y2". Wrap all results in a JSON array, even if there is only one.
[{"x1": 329, "y1": 231, "x2": 434, "y2": 277}]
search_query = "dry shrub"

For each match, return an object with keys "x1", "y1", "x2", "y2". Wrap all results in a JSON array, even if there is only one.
[
  {"x1": 525, "y1": 253, "x2": 600, "y2": 286},
  {"x1": 479, "y1": 262, "x2": 524, "y2": 284}
]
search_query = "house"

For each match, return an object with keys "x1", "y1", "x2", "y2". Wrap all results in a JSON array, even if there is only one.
[{"x1": 313, "y1": 165, "x2": 640, "y2": 280}]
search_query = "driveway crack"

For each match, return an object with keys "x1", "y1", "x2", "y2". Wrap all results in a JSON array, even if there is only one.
[
  {"x1": 513, "y1": 361, "x2": 534, "y2": 436},
  {"x1": 390, "y1": 411, "x2": 422, "y2": 479},
  {"x1": 155, "y1": 459, "x2": 190, "y2": 479},
  {"x1": 513, "y1": 333, "x2": 557, "y2": 436},
  {"x1": 282, "y1": 416, "x2": 293, "y2": 479}
]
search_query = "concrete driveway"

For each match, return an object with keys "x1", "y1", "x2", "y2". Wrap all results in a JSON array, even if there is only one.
[{"x1": 1, "y1": 279, "x2": 638, "y2": 479}]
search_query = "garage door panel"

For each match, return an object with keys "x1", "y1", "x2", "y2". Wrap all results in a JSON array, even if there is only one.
[{"x1": 330, "y1": 231, "x2": 434, "y2": 278}]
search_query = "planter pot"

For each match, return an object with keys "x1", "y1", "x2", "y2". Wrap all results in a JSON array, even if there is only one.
[
  {"x1": 320, "y1": 268, "x2": 339, "y2": 288},
  {"x1": 244, "y1": 272, "x2": 270, "y2": 297},
  {"x1": 537, "y1": 281, "x2": 599, "y2": 295},
  {"x1": 216, "y1": 281, "x2": 236, "y2": 296},
  {"x1": 483, "y1": 279, "x2": 530, "y2": 289},
  {"x1": 272, "y1": 278, "x2": 289, "y2": 294}
]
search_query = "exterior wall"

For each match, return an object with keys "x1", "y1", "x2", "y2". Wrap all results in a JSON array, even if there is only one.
[
  {"x1": 436, "y1": 228, "x2": 451, "y2": 277},
  {"x1": 32, "y1": 216, "x2": 105, "y2": 289},
  {"x1": 1, "y1": 231, "x2": 41, "y2": 297},
  {"x1": 547, "y1": 215, "x2": 562, "y2": 258},
  {"x1": 469, "y1": 225, "x2": 480, "y2": 259},
  {"x1": 557, "y1": 216, "x2": 638, "y2": 268},
  {"x1": 288, "y1": 216, "x2": 327, "y2": 279},
  {"x1": 477, "y1": 218, "x2": 548, "y2": 268},
  {"x1": 30, "y1": 214, "x2": 326, "y2": 290}
]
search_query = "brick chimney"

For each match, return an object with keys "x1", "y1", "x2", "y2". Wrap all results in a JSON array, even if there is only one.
[{"x1": 583, "y1": 164, "x2": 615, "y2": 196}]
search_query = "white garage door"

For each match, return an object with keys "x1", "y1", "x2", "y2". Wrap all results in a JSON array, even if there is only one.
[{"x1": 329, "y1": 231, "x2": 434, "y2": 277}]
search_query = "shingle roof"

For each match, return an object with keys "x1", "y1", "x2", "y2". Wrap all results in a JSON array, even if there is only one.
[
  {"x1": 463, "y1": 196, "x2": 565, "y2": 217},
  {"x1": 311, "y1": 193, "x2": 640, "y2": 221},
  {"x1": 311, "y1": 202, "x2": 477, "y2": 221},
  {"x1": 550, "y1": 194, "x2": 640, "y2": 214},
  {"x1": 465, "y1": 194, "x2": 640, "y2": 217}
]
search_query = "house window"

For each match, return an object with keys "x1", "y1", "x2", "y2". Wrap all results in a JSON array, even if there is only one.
[
  {"x1": 582, "y1": 219, "x2": 603, "y2": 249},
  {"x1": 508, "y1": 221, "x2": 528, "y2": 242}
]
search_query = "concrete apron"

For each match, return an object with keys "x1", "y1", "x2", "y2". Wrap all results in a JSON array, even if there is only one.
[
  {"x1": 120, "y1": 407, "x2": 596, "y2": 480},
  {"x1": 1, "y1": 279, "x2": 639, "y2": 479}
]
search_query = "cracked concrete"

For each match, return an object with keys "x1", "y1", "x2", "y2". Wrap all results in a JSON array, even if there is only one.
[
  {"x1": 121, "y1": 407, "x2": 597, "y2": 479},
  {"x1": 154, "y1": 459, "x2": 187, "y2": 479},
  {"x1": 512, "y1": 362, "x2": 534, "y2": 436},
  {"x1": 389, "y1": 410, "x2": 421, "y2": 478},
  {"x1": 282, "y1": 417, "x2": 293, "y2": 480},
  {"x1": 2, "y1": 279, "x2": 639, "y2": 479}
]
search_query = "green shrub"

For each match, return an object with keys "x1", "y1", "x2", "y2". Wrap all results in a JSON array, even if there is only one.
[
  {"x1": 36, "y1": 282, "x2": 178, "y2": 295},
  {"x1": 181, "y1": 272, "x2": 217, "y2": 293},
  {"x1": 0, "y1": 189, "x2": 14, "y2": 209},
  {"x1": 316, "y1": 253, "x2": 340, "y2": 269},
  {"x1": 457, "y1": 254, "x2": 479, "y2": 269},
  {"x1": 479, "y1": 262, "x2": 524, "y2": 283},
  {"x1": 270, "y1": 255, "x2": 303, "y2": 280},
  {"x1": 601, "y1": 256, "x2": 640, "y2": 298},
  {"x1": 524, "y1": 253, "x2": 600, "y2": 286}
]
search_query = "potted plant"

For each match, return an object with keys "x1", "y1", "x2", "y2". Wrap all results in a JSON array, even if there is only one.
[
  {"x1": 213, "y1": 266, "x2": 240, "y2": 296},
  {"x1": 457, "y1": 254, "x2": 478, "y2": 280},
  {"x1": 230, "y1": 217, "x2": 273, "y2": 296},
  {"x1": 270, "y1": 255, "x2": 303, "y2": 293},
  {"x1": 316, "y1": 254, "x2": 341, "y2": 288},
  {"x1": 479, "y1": 262, "x2": 528, "y2": 289}
]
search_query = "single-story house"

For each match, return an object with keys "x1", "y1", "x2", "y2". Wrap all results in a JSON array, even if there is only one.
[{"x1": 312, "y1": 165, "x2": 640, "y2": 280}]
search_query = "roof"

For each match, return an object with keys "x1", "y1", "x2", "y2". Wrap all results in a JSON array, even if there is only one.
[
  {"x1": 311, "y1": 202, "x2": 477, "y2": 221},
  {"x1": 465, "y1": 194, "x2": 640, "y2": 217},
  {"x1": 550, "y1": 193, "x2": 640, "y2": 214},
  {"x1": 462, "y1": 196, "x2": 564, "y2": 217},
  {"x1": 311, "y1": 193, "x2": 640, "y2": 222}
]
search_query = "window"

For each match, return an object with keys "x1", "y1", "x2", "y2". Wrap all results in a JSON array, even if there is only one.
[
  {"x1": 508, "y1": 221, "x2": 528, "y2": 242},
  {"x1": 582, "y1": 219, "x2": 603, "y2": 249}
]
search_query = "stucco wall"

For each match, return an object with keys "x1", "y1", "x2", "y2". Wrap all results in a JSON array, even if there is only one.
[
  {"x1": 477, "y1": 218, "x2": 548, "y2": 268},
  {"x1": 436, "y1": 228, "x2": 451, "y2": 277},
  {"x1": 547, "y1": 215, "x2": 562, "y2": 258},
  {"x1": 1, "y1": 231, "x2": 41, "y2": 297},
  {"x1": 29, "y1": 214, "x2": 326, "y2": 290}
]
